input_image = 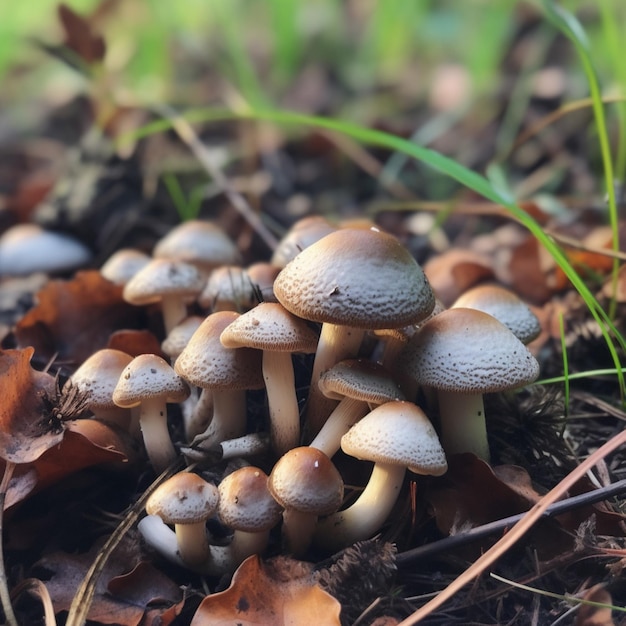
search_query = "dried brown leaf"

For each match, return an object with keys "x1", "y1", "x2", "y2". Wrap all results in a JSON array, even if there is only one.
[{"x1": 574, "y1": 584, "x2": 615, "y2": 626}]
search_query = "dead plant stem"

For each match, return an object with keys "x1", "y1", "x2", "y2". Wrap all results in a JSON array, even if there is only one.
[{"x1": 0, "y1": 461, "x2": 18, "y2": 626}]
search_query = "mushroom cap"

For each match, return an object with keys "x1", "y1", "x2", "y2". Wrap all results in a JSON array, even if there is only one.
[
  {"x1": 218, "y1": 467, "x2": 283, "y2": 532},
  {"x1": 113, "y1": 353, "x2": 190, "y2": 408},
  {"x1": 273, "y1": 228, "x2": 435, "y2": 329},
  {"x1": 271, "y1": 216, "x2": 338, "y2": 268},
  {"x1": 0, "y1": 224, "x2": 91, "y2": 276},
  {"x1": 123, "y1": 258, "x2": 205, "y2": 306},
  {"x1": 318, "y1": 359, "x2": 404, "y2": 403},
  {"x1": 220, "y1": 302, "x2": 319, "y2": 353},
  {"x1": 174, "y1": 311, "x2": 264, "y2": 390},
  {"x1": 403, "y1": 307, "x2": 540, "y2": 393},
  {"x1": 146, "y1": 472, "x2": 219, "y2": 524},
  {"x1": 71, "y1": 349, "x2": 133, "y2": 410},
  {"x1": 451, "y1": 284, "x2": 541, "y2": 344},
  {"x1": 161, "y1": 315, "x2": 204, "y2": 360},
  {"x1": 268, "y1": 447, "x2": 344, "y2": 515},
  {"x1": 100, "y1": 248, "x2": 150, "y2": 285},
  {"x1": 246, "y1": 262, "x2": 280, "y2": 304},
  {"x1": 198, "y1": 265, "x2": 255, "y2": 311},
  {"x1": 341, "y1": 401, "x2": 448, "y2": 476},
  {"x1": 153, "y1": 220, "x2": 241, "y2": 270}
]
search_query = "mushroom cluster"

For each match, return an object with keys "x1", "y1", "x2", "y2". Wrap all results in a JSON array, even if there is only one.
[{"x1": 58, "y1": 217, "x2": 541, "y2": 570}]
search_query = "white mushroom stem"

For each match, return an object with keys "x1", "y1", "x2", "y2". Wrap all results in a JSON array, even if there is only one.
[
  {"x1": 160, "y1": 295, "x2": 189, "y2": 336},
  {"x1": 436, "y1": 390, "x2": 489, "y2": 461},
  {"x1": 263, "y1": 350, "x2": 301, "y2": 455},
  {"x1": 185, "y1": 388, "x2": 213, "y2": 440},
  {"x1": 227, "y1": 529, "x2": 272, "y2": 566},
  {"x1": 314, "y1": 463, "x2": 406, "y2": 552},
  {"x1": 305, "y1": 324, "x2": 365, "y2": 437},
  {"x1": 193, "y1": 390, "x2": 247, "y2": 450},
  {"x1": 282, "y1": 508, "x2": 319, "y2": 557},
  {"x1": 139, "y1": 398, "x2": 177, "y2": 473},
  {"x1": 138, "y1": 515, "x2": 186, "y2": 568},
  {"x1": 309, "y1": 397, "x2": 369, "y2": 457},
  {"x1": 174, "y1": 521, "x2": 212, "y2": 570}
]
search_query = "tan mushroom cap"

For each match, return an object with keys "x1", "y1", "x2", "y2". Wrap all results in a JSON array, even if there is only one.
[
  {"x1": 319, "y1": 359, "x2": 404, "y2": 403},
  {"x1": 274, "y1": 228, "x2": 435, "y2": 329},
  {"x1": 341, "y1": 401, "x2": 447, "y2": 476},
  {"x1": 198, "y1": 265, "x2": 255, "y2": 311},
  {"x1": 100, "y1": 248, "x2": 150, "y2": 285},
  {"x1": 161, "y1": 315, "x2": 204, "y2": 360},
  {"x1": 218, "y1": 467, "x2": 283, "y2": 532},
  {"x1": 123, "y1": 258, "x2": 205, "y2": 306},
  {"x1": 146, "y1": 472, "x2": 219, "y2": 524},
  {"x1": 268, "y1": 447, "x2": 344, "y2": 515},
  {"x1": 220, "y1": 302, "x2": 319, "y2": 353},
  {"x1": 113, "y1": 353, "x2": 190, "y2": 407},
  {"x1": 153, "y1": 220, "x2": 241, "y2": 269},
  {"x1": 451, "y1": 284, "x2": 540, "y2": 344},
  {"x1": 271, "y1": 216, "x2": 338, "y2": 268},
  {"x1": 404, "y1": 307, "x2": 540, "y2": 393},
  {"x1": 174, "y1": 311, "x2": 264, "y2": 390},
  {"x1": 71, "y1": 349, "x2": 133, "y2": 409}
]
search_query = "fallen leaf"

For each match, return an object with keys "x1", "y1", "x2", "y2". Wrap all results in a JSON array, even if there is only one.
[
  {"x1": 58, "y1": 3, "x2": 106, "y2": 64},
  {"x1": 190, "y1": 555, "x2": 341, "y2": 626},
  {"x1": 508, "y1": 235, "x2": 555, "y2": 304},
  {"x1": 574, "y1": 584, "x2": 615, "y2": 626},
  {"x1": 15, "y1": 270, "x2": 145, "y2": 367},
  {"x1": 106, "y1": 329, "x2": 166, "y2": 358}
]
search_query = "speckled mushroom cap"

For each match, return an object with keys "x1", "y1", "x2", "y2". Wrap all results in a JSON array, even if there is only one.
[
  {"x1": 123, "y1": 258, "x2": 206, "y2": 306},
  {"x1": 161, "y1": 315, "x2": 204, "y2": 360},
  {"x1": 153, "y1": 220, "x2": 241, "y2": 270},
  {"x1": 271, "y1": 216, "x2": 338, "y2": 268},
  {"x1": 268, "y1": 447, "x2": 344, "y2": 515},
  {"x1": 218, "y1": 467, "x2": 283, "y2": 532},
  {"x1": 197, "y1": 265, "x2": 255, "y2": 311},
  {"x1": 146, "y1": 472, "x2": 219, "y2": 524},
  {"x1": 451, "y1": 284, "x2": 541, "y2": 344},
  {"x1": 220, "y1": 302, "x2": 319, "y2": 353},
  {"x1": 112, "y1": 353, "x2": 190, "y2": 408},
  {"x1": 174, "y1": 311, "x2": 264, "y2": 390},
  {"x1": 403, "y1": 307, "x2": 540, "y2": 393},
  {"x1": 340, "y1": 401, "x2": 448, "y2": 476},
  {"x1": 318, "y1": 359, "x2": 404, "y2": 403},
  {"x1": 71, "y1": 349, "x2": 133, "y2": 410},
  {"x1": 273, "y1": 228, "x2": 435, "y2": 329}
]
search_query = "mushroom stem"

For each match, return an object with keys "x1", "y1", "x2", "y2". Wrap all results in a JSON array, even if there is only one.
[
  {"x1": 305, "y1": 323, "x2": 365, "y2": 437},
  {"x1": 185, "y1": 388, "x2": 213, "y2": 440},
  {"x1": 229, "y1": 529, "x2": 271, "y2": 565},
  {"x1": 160, "y1": 294, "x2": 189, "y2": 335},
  {"x1": 194, "y1": 389, "x2": 247, "y2": 449},
  {"x1": 314, "y1": 463, "x2": 406, "y2": 552},
  {"x1": 174, "y1": 522, "x2": 211, "y2": 570},
  {"x1": 138, "y1": 515, "x2": 186, "y2": 568},
  {"x1": 282, "y1": 508, "x2": 318, "y2": 557},
  {"x1": 436, "y1": 391, "x2": 489, "y2": 461},
  {"x1": 263, "y1": 350, "x2": 300, "y2": 455},
  {"x1": 309, "y1": 397, "x2": 369, "y2": 457},
  {"x1": 139, "y1": 398, "x2": 177, "y2": 473}
]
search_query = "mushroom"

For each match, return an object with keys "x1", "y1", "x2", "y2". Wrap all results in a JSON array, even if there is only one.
[
  {"x1": 174, "y1": 311, "x2": 264, "y2": 450},
  {"x1": 142, "y1": 471, "x2": 219, "y2": 572},
  {"x1": 216, "y1": 466, "x2": 283, "y2": 569},
  {"x1": 273, "y1": 228, "x2": 435, "y2": 438},
  {"x1": 220, "y1": 302, "x2": 319, "y2": 455},
  {"x1": 123, "y1": 258, "x2": 205, "y2": 334},
  {"x1": 100, "y1": 248, "x2": 150, "y2": 286},
  {"x1": 268, "y1": 446, "x2": 343, "y2": 556},
  {"x1": 270, "y1": 215, "x2": 337, "y2": 268},
  {"x1": 401, "y1": 307, "x2": 540, "y2": 461},
  {"x1": 451, "y1": 283, "x2": 541, "y2": 344},
  {"x1": 309, "y1": 359, "x2": 404, "y2": 457},
  {"x1": 112, "y1": 353, "x2": 190, "y2": 472},
  {"x1": 314, "y1": 401, "x2": 447, "y2": 552}
]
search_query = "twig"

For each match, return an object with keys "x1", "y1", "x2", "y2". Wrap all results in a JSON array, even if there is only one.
[
  {"x1": 11, "y1": 578, "x2": 56, "y2": 626},
  {"x1": 0, "y1": 461, "x2": 18, "y2": 626},
  {"x1": 153, "y1": 104, "x2": 279, "y2": 252},
  {"x1": 396, "y1": 430, "x2": 626, "y2": 625},
  {"x1": 396, "y1": 477, "x2": 626, "y2": 566}
]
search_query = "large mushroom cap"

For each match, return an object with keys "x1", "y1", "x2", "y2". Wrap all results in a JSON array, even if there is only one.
[
  {"x1": 273, "y1": 228, "x2": 435, "y2": 329},
  {"x1": 113, "y1": 353, "x2": 190, "y2": 408},
  {"x1": 341, "y1": 401, "x2": 448, "y2": 476},
  {"x1": 218, "y1": 467, "x2": 283, "y2": 532},
  {"x1": 268, "y1": 447, "x2": 344, "y2": 515},
  {"x1": 220, "y1": 302, "x2": 318, "y2": 353},
  {"x1": 147, "y1": 472, "x2": 219, "y2": 524},
  {"x1": 404, "y1": 307, "x2": 540, "y2": 393}
]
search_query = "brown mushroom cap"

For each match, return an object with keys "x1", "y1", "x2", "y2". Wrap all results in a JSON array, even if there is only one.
[
  {"x1": 218, "y1": 467, "x2": 283, "y2": 532},
  {"x1": 341, "y1": 401, "x2": 447, "y2": 476},
  {"x1": 273, "y1": 228, "x2": 435, "y2": 329},
  {"x1": 271, "y1": 216, "x2": 338, "y2": 268},
  {"x1": 174, "y1": 311, "x2": 264, "y2": 390},
  {"x1": 404, "y1": 307, "x2": 540, "y2": 393},
  {"x1": 147, "y1": 472, "x2": 219, "y2": 524},
  {"x1": 220, "y1": 302, "x2": 318, "y2": 353},
  {"x1": 268, "y1": 447, "x2": 344, "y2": 515},
  {"x1": 113, "y1": 353, "x2": 190, "y2": 407}
]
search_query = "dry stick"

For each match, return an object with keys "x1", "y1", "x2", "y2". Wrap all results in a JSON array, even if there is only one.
[
  {"x1": 0, "y1": 461, "x2": 18, "y2": 626},
  {"x1": 154, "y1": 104, "x2": 279, "y2": 252},
  {"x1": 396, "y1": 477, "x2": 626, "y2": 566},
  {"x1": 64, "y1": 459, "x2": 184, "y2": 626},
  {"x1": 11, "y1": 579, "x2": 56, "y2": 626},
  {"x1": 397, "y1": 429, "x2": 626, "y2": 626}
]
